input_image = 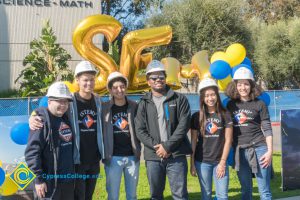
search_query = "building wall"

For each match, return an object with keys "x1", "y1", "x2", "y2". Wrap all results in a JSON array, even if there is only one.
[{"x1": 0, "y1": 0, "x2": 102, "y2": 91}]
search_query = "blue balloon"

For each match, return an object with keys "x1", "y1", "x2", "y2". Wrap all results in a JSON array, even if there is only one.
[
  {"x1": 258, "y1": 92, "x2": 271, "y2": 106},
  {"x1": 39, "y1": 96, "x2": 48, "y2": 107},
  {"x1": 0, "y1": 167, "x2": 5, "y2": 186},
  {"x1": 241, "y1": 57, "x2": 252, "y2": 67},
  {"x1": 209, "y1": 60, "x2": 231, "y2": 80},
  {"x1": 222, "y1": 97, "x2": 230, "y2": 108},
  {"x1": 232, "y1": 64, "x2": 254, "y2": 78},
  {"x1": 10, "y1": 123, "x2": 30, "y2": 145}
]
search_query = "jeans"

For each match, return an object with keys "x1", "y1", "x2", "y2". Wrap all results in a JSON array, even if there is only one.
[
  {"x1": 74, "y1": 163, "x2": 100, "y2": 200},
  {"x1": 194, "y1": 161, "x2": 229, "y2": 200},
  {"x1": 145, "y1": 156, "x2": 188, "y2": 200},
  {"x1": 237, "y1": 145, "x2": 272, "y2": 200},
  {"x1": 105, "y1": 156, "x2": 140, "y2": 200}
]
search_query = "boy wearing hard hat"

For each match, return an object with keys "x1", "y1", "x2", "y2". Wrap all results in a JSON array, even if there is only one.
[
  {"x1": 102, "y1": 72, "x2": 141, "y2": 200},
  {"x1": 25, "y1": 82, "x2": 74, "y2": 200},
  {"x1": 29, "y1": 61, "x2": 104, "y2": 200}
]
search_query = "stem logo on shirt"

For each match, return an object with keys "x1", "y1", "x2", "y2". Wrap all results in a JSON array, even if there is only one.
[
  {"x1": 59, "y1": 122, "x2": 72, "y2": 143},
  {"x1": 113, "y1": 117, "x2": 128, "y2": 130},
  {"x1": 205, "y1": 122, "x2": 218, "y2": 134},
  {"x1": 234, "y1": 112, "x2": 247, "y2": 124},
  {"x1": 83, "y1": 114, "x2": 94, "y2": 128}
]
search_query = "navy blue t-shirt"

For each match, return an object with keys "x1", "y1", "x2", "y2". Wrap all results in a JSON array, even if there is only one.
[{"x1": 48, "y1": 111, "x2": 74, "y2": 182}]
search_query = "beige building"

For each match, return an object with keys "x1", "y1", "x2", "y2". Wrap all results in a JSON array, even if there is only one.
[{"x1": 0, "y1": 0, "x2": 102, "y2": 91}]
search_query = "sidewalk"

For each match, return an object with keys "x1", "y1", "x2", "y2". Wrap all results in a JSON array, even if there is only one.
[{"x1": 275, "y1": 196, "x2": 300, "y2": 200}]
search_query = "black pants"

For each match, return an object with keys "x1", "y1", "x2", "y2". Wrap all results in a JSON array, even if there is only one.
[
  {"x1": 74, "y1": 163, "x2": 100, "y2": 200},
  {"x1": 34, "y1": 181, "x2": 74, "y2": 200}
]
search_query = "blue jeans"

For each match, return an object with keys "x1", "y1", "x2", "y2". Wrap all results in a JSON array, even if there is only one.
[
  {"x1": 105, "y1": 156, "x2": 140, "y2": 200},
  {"x1": 195, "y1": 161, "x2": 229, "y2": 200},
  {"x1": 237, "y1": 145, "x2": 272, "y2": 200},
  {"x1": 146, "y1": 156, "x2": 188, "y2": 200}
]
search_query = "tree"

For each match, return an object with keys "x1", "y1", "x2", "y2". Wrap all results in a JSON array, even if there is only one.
[
  {"x1": 244, "y1": 0, "x2": 300, "y2": 24},
  {"x1": 101, "y1": 0, "x2": 165, "y2": 52},
  {"x1": 146, "y1": 0, "x2": 253, "y2": 64},
  {"x1": 254, "y1": 19, "x2": 300, "y2": 89},
  {"x1": 15, "y1": 20, "x2": 73, "y2": 97}
]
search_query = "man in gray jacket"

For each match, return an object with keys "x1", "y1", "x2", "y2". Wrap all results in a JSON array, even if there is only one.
[{"x1": 135, "y1": 60, "x2": 192, "y2": 200}]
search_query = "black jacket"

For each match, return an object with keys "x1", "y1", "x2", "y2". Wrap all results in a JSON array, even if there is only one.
[
  {"x1": 25, "y1": 107, "x2": 74, "y2": 198},
  {"x1": 135, "y1": 86, "x2": 192, "y2": 160}
]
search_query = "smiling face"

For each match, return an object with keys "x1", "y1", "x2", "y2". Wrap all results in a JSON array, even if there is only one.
[
  {"x1": 147, "y1": 71, "x2": 166, "y2": 93},
  {"x1": 109, "y1": 80, "x2": 127, "y2": 101},
  {"x1": 203, "y1": 88, "x2": 217, "y2": 108},
  {"x1": 48, "y1": 99, "x2": 69, "y2": 117},
  {"x1": 236, "y1": 79, "x2": 251, "y2": 100},
  {"x1": 76, "y1": 73, "x2": 95, "y2": 94}
]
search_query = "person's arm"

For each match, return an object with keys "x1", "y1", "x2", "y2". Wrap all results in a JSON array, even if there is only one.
[
  {"x1": 190, "y1": 129, "x2": 198, "y2": 177},
  {"x1": 216, "y1": 126, "x2": 233, "y2": 178},
  {"x1": 259, "y1": 101, "x2": 273, "y2": 168},
  {"x1": 161, "y1": 95, "x2": 191, "y2": 153},
  {"x1": 25, "y1": 127, "x2": 46, "y2": 185},
  {"x1": 135, "y1": 101, "x2": 157, "y2": 150}
]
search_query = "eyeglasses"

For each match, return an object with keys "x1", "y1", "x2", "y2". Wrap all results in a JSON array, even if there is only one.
[{"x1": 149, "y1": 75, "x2": 166, "y2": 81}]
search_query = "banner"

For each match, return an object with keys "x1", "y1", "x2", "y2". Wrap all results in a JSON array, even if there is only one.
[{"x1": 281, "y1": 109, "x2": 300, "y2": 191}]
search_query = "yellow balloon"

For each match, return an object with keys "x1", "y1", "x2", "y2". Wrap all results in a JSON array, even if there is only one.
[
  {"x1": 217, "y1": 75, "x2": 232, "y2": 91},
  {"x1": 192, "y1": 50, "x2": 211, "y2": 80},
  {"x1": 119, "y1": 25, "x2": 172, "y2": 91},
  {"x1": 180, "y1": 64, "x2": 197, "y2": 79},
  {"x1": 63, "y1": 81, "x2": 79, "y2": 93},
  {"x1": 225, "y1": 43, "x2": 246, "y2": 67},
  {"x1": 72, "y1": 14, "x2": 122, "y2": 94},
  {"x1": 0, "y1": 160, "x2": 2, "y2": 167},
  {"x1": 0, "y1": 174, "x2": 18, "y2": 196},
  {"x1": 161, "y1": 57, "x2": 182, "y2": 90},
  {"x1": 210, "y1": 51, "x2": 229, "y2": 64}
]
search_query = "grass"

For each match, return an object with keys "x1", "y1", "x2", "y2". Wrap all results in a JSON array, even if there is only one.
[{"x1": 92, "y1": 152, "x2": 300, "y2": 199}]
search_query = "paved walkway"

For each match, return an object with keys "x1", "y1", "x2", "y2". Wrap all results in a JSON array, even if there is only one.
[{"x1": 275, "y1": 196, "x2": 300, "y2": 200}]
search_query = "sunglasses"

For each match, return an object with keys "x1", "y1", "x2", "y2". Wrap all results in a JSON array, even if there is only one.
[{"x1": 149, "y1": 75, "x2": 166, "y2": 81}]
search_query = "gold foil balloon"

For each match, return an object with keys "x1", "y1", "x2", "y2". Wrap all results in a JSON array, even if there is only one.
[
  {"x1": 0, "y1": 174, "x2": 18, "y2": 196},
  {"x1": 225, "y1": 43, "x2": 246, "y2": 67},
  {"x1": 161, "y1": 57, "x2": 182, "y2": 90},
  {"x1": 119, "y1": 25, "x2": 172, "y2": 91},
  {"x1": 210, "y1": 51, "x2": 229, "y2": 64},
  {"x1": 139, "y1": 52, "x2": 153, "y2": 70},
  {"x1": 217, "y1": 75, "x2": 232, "y2": 91},
  {"x1": 192, "y1": 50, "x2": 211, "y2": 80},
  {"x1": 180, "y1": 64, "x2": 196, "y2": 79},
  {"x1": 72, "y1": 15, "x2": 122, "y2": 94}
]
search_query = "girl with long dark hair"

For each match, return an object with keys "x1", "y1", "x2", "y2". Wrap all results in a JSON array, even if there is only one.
[{"x1": 190, "y1": 78, "x2": 233, "y2": 200}]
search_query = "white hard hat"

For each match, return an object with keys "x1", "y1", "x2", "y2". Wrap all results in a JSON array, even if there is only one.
[
  {"x1": 233, "y1": 67, "x2": 254, "y2": 81},
  {"x1": 74, "y1": 61, "x2": 97, "y2": 77},
  {"x1": 146, "y1": 60, "x2": 166, "y2": 75},
  {"x1": 107, "y1": 72, "x2": 128, "y2": 89},
  {"x1": 46, "y1": 82, "x2": 72, "y2": 100},
  {"x1": 198, "y1": 78, "x2": 218, "y2": 92}
]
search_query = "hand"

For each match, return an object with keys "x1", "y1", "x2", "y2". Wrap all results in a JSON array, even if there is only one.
[
  {"x1": 29, "y1": 115, "x2": 43, "y2": 131},
  {"x1": 35, "y1": 182, "x2": 47, "y2": 198},
  {"x1": 216, "y1": 163, "x2": 226, "y2": 179},
  {"x1": 154, "y1": 144, "x2": 169, "y2": 158},
  {"x1": 190, "y1": 162, "x2": 197, "y2": 177},
  {"x1": 260, "y1": 151, "x2": 272, "y2": 168}
]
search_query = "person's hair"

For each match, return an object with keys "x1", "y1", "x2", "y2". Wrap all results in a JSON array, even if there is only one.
[
  {"x1": 225, "y1": 79, "x2": 262, "y2": 100},
  {"x1": 76, "y1": 71, "x2": 96, "y2": 78},
  {"x1": 108, "y1": 77, "x2": 127, "y2": 89},
  {"x1": 146, "y1": 71, "x2": 167, "y2": 80},
  {"x1": 199, "y1": 86, "x2": 226, "y2": 137}
]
